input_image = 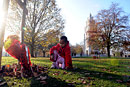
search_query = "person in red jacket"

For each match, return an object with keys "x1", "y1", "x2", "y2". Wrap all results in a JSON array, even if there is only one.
[
  {"x1": 50, "y1": 36, "x2": 73, "y2": 69},
  {"x1": 4, "y1": 35, "x2": 33, "y2": 76}
]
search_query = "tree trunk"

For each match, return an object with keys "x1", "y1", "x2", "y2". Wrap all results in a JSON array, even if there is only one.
[
  {"x1": 107, "y1": 43, "x2": 111, "y2": 57},
  {"x1": 43, "y1": 51, "x2": 45, "y2": 57},
  {"x1": 31, "y1": 45, "x2": 34, "y2": 57},
  {"x1": 35, "y1": 51, "x2": 37, "y2": 58}
]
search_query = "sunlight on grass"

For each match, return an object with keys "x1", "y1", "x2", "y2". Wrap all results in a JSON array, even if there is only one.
[{"x1": 1, "y1": 57, "x2": 130, "y2": 87}]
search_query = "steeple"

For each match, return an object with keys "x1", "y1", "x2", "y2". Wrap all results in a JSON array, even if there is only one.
[
  {"x1": 90, "y1": 13, "x2": 92, "y2": 18},
  {"x1": 89, "y1": 13, "x2": 93, "y2": 21}
]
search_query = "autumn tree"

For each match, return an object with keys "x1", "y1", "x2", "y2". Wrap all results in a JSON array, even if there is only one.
[
  {"x1": 24, "y1": 0, "x2": 64, "y2": 57},
  {"x1": 7, "y1": 0, "x2": 64, "y2": 57},
  {"x1": 70, "y1": 45, "x2": 76, "y2": 56},
  {"x1": 71, "y1": 44, "x2": 83, "y2": 56},
  {"x1": 87, "y1": 22, "x2": 104, "y2": 52},
  {"x1": 95, "y1": 3, "x2": 129, "y2": 57},
  {"x1": 38, "y1": 29, "x2": 64, "y2": 57}
]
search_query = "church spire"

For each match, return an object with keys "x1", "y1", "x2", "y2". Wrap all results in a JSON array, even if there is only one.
[
  {"x1": 90, "y1": 13, "x2": 92, "y2": 18},
  {"x1": 89, "y1": 13, "x2": 93, "y2": 22}
]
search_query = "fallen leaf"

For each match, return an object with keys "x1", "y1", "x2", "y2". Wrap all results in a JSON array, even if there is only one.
[
  {"x1": 41, "y1": 71, "x2": 45, "y2": 74},
  {"x1": 96, "y1": 73, "x2": 99, "y2": 75},
  {"x1": 72, "y1": 81, "x2": 76, "y2": 84},
  {"x1": 116, "y1": 80, "x2": 122, "y2": 83},
  {"x1": 36, "y1": 77, "x2": 41, "y2": 80},
  {"x1": 40, "y1": 81, "x2": 47, "y2": 85},
  {"x1": 82, "y1": 80, "x2": 86, "y2": 84},
  {"x1": 66, "y1": 80, "x2": 70, "y2": 82},
  {"x1": 54, "y1": 73, "x2": 59, "y2": 76},
  {"x1": 108, "y1": 76, "x2": 113, "y2": 79},
  {"x1": 63, "y1": 71, "x2": 67, "y2": 74},
  {"x1": 86, "y1": 85, "x2": 90, "y2": 87},
  {"x1": 108, "y1": 70, "x2": 111, "y2": 72},
  {"x1": 68, "y1": 83, "x2": 75, "y2": 87},
  {"x1": 85, "y1": 73, "x2": 90, "y2": 75},
  {"x1": 102, "y1": 68, "x2": 106, "y2": 71},
  {"x1": 88, "y1": 77, "x2": 91, "y2": 80},
  {"x1": 127, "y1": 82, "x2": 130, "y2": 86},
  {"x1": 40, "y1": 76, "x2": 47, "y2": 80},
  {"x1": 0, "y1": 81, "x2": 7, "y2": 86},
  {"x1": 78, "y1": 78, "x2": 84, "y2": 81}
]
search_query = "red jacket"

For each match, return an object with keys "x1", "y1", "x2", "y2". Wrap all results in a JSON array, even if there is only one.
[
  {"x1": 50, "y1": 42, "x2": 72, "y2": 69},
  {"x1": 5, "y1": 39, "x2": 32, "y2": 70}
]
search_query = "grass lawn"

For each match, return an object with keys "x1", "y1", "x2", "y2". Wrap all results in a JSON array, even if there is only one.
[{"x1": 1, "y1": 57, "x2": 130, "y2": 87}]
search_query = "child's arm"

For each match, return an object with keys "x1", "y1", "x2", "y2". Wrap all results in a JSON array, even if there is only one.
[
  {"x1": 50, "y1": 46, "x2": 57, "y2": 55},
  {"x1": 50, "y1": 44, "x2": 59, "y2": 61}
]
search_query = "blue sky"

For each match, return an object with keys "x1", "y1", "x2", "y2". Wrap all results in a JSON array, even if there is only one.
[
  {"x1": 56, "y1": 0, "x2": 130, "y2": 45},
  {"x1": 0, "y1": 0, "x2": 129, "y2": 45}
]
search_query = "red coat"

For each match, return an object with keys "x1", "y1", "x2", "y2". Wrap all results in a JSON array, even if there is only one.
[
  {"x1": 5, "y1": 39, "x2": 32, "y2": 70},
  {"x1": 50, "y1": 42, "x2": 72, "y2": 69}
]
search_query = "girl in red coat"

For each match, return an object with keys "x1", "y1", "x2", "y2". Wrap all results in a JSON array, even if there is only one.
[{"x1": 50, "y1": 36, "x2": 73, "y2": 69}]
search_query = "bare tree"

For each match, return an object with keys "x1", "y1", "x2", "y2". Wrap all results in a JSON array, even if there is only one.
[
  {"x1": 24, "y1": 0, "x2": 64, "y2": 57},
  {"x1": 6, "y1": 0, "x2": 64, "y2": 57},
  {"x1": 95, "y1": 3, "x2": 129, "y2": 57}
]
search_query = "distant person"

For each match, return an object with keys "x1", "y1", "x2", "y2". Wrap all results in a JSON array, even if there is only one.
[{"x1": 50, "y1": 36, "x2": 73, "y2": 69}]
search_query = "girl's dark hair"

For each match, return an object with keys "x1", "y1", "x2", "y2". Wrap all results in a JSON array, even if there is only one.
[{"x1": 60, "y1": 36, "x2": 68, "y2": 42}]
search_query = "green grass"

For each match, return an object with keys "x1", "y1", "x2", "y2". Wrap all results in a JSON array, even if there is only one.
[{"x1": 1, "y1": 57, "x2": 130, "y2": 87}]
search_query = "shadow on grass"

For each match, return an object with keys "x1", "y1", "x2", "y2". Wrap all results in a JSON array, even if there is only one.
[
  {"x1": 67, "y1": 67, "x2": 128, "y2": 86},
  {"x1": 0, "y1": 77, "x2": 8, "y2": 87},
  {"x1": 31, "y1": 58, "x2": 129, "y2": 86},
  {"x1": 30, "y1": 73, "x2": 70, "y2": 87}
]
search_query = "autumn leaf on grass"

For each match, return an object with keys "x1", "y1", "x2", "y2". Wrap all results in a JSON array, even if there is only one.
[
  {"x1": 107, "y1": 76, "x2": 113, "y2": 79},
  {"x1": 85, "y1": 73, "x2": 90, "y2": 76},
  {"x1": 40, "y1": 81, "x2": 47, "y2": 85},
  {"x1": 36, "y1": 77, "x2": 41, "y2": 80},
  {"x1": 82, "y1": 80, "x2": 86, "y2": 84},
  {"x1": 108, "y1": 70, "x2": 111, "y2": 72},
  {"x1": 41, "y1": 71, "x2": 45, "y2": 74},
  {"x1": 116, "y1": 80, "x2": 122, "y2": 83},
  {"x1": 127, "y1": 83, "x2": 130, "y2": 86},
  {"x1": 78, "y1": 78, "x2": 85, "y2": 81},
  {"x1": 102, "y1": 68, "x2": 107, "y2": 71},
  {"x1": 72, "y1": 81, "x2": 76, "y2": 84},
  {"x1": 40, "y1": 76, "x2": 47, "y2": 80},
  {"x1": 66, "y1": 80, "x2": 71, "y2": 82},
  {"x1": 86, "y1": 84, "x2": 90, "y2": 87},
  {"x1": 36, "y1": 76, "x2": 47, "y2": 81},
  {"x1": 67, "y1": 83, "x2": 75, "y2": 87},
  {"x1": 53, "y1": 73, "x2": 59, "y2": 76},
  {"x1": 95, "y1": 73, "x2": 100, "y2": 75},
  {"x1": 0, "y1": 81, "x2": 7, "y2": 86},
  {"x1": 87, "y1": 77, "x2": 91, "y2": 80},
  {"x1": 63, "y1": 71, "x2": 67, "y2": 75}
]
